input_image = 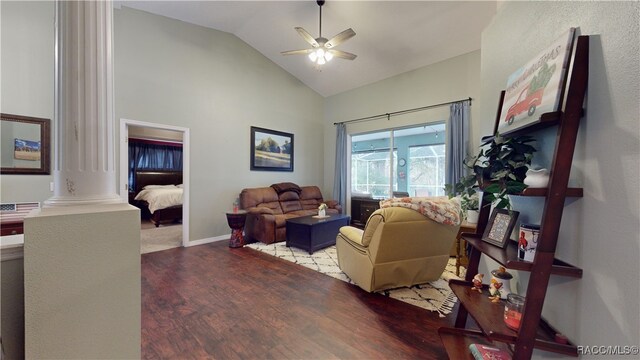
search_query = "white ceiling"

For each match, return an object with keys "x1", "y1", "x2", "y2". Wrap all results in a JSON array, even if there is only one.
[{"x1": 117, "y1": 1, "x2": 497, "y2": 97}]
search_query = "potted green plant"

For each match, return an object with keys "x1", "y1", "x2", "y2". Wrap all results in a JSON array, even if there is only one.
[
  {"x1": 445, "y1": 173, "x2": 479, "y2": 222},
  {"x1": 446, "y1": 133, "x2": 537, "y2": 211}
]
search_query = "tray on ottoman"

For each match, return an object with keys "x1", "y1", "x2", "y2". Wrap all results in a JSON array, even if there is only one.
[{"x1": 286, "y1": 214, "x2": 350, "y2": 254}]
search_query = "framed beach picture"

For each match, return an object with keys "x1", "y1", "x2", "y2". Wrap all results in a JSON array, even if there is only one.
[
  {"x1": 250, "y1": 126, "x2": 294, "y2": 172},
  {"x1": 482, "y1": 208, "x2": 520, "y2": 248},
  {"x1": 497, "y1": 28, "x2": 576, "y2": 135}
]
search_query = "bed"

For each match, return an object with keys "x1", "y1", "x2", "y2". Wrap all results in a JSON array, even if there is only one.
[{"x1": 132, "y1": 171, "x2": 183, "y2": 227}]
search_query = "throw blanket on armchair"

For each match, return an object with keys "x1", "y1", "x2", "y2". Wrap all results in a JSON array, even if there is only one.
[{"x1": 379, "y1": 196, "x2": 461, "y2": 226}]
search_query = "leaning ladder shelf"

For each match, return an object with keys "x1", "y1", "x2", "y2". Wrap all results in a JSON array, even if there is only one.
[{"x1": 438, "y1": 35, "x2": 589, "y2": 360}]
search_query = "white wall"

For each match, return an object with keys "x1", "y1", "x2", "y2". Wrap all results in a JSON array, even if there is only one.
[
  {"x1": 0, "y1": 1, "x2": 54, "y2": 203},
  {"x1": 479, "y1": 2, "x2": 639, "y2": 358},
  {"x1": 323, "y1": 50, "x2": 482, "y2": 197},
  {"x1": 114, "y1": 7, "x2": 325, "y2": 241}
]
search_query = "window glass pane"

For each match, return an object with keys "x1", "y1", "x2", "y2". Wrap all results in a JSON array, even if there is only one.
[
  {"x1": 351, "y1": 132, "x2": 392, "y2": 198},
  {"x1": 408, "y1": 144, "x2": 445, "y2": 197},
  {"x1": 351, "y1": 123, "x2": 445, "y2": 200}
]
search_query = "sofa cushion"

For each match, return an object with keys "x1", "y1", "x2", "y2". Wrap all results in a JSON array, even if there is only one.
[
  {"x1": 274, "y1": 213, "x2": 300, "y2": 228},
  {"x1": 278, "y1": 191, "x2": 300, "y2": 201},
  {"x1": 300, "y1": 198, "x2": 320, "y2": 210},
  {"x1": 258, "y1": 201, "x2": 284, "y2": 215},
  {"x1": 300, "y1": 186, "x2": 323, "y2": 201},
  {"x1": 281, "y1": 200, "x2": 302, "y2": 213},
  {"x1": 289, "y1": 209, "x2": 317, "y2": 217},
  {"x1": 240, "y1": 187, "x2": 279, "y2": 208},
  {"x1": 271, "y1": 182, "x2": 302, "y2": 195}
]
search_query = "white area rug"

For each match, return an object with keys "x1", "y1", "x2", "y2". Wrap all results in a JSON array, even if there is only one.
[
  {"x1": 140, "y1": 224, "x2": 182, "y2": 254},
  {"x1": 246, "y1": 242, "x2": 464, "y2": 317}
]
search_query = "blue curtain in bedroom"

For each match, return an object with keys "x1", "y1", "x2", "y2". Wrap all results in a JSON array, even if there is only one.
[
  {"x1": 446, "y1": 99, "x2": 470, "y2": 186},
  {"x1": 128, "y1": 140, "x2": 183, "y2": 192}
]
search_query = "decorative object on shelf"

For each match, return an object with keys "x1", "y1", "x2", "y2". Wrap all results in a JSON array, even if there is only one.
[
  {"x1": 466, "y1": 209, "x2": 480, "y2": 224},
  {"x1": 482, "y1": 208, "x2": 519, "y2": 248},
  {"x1": 490, "y1": 266, "x2": 513, "y2": 300},
  {"x1": 488, "y1": 279, "x2": 502, "y2": 303},
  {"x1": 318, "y1": 202, "x2": 328, "y2": 217},
  {"x1": 504, "y1": 293, "x2": 525, "y2": 331},
  {"x1": 524, "y1": 167, "x2": 550, "y2": 188},
  {"x1": 468, "y1": 343, "x2": 513, "y2": 360},
  {"x1": 446, "y1": 133, "x2": 536, "y2": 211},
  {"x1": 250, "y1": 126, "x2": 294, "y2": 172},
  {"x1": 498, "y1": 28, "x2": 576, "y2": 135},
  {"x1": 471, "y1": 273, "x2": 484, "y2": 293},
  {"x1": 518, "y1": 223, "x2": 540, "y2": 262},
  {"x1": 473, "y1": 134, "x2": 536, "y2": 210}
]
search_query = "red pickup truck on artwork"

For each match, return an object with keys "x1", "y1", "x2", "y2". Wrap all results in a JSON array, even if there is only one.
[{"x1": 505, "y1": 86, "x2": 544, "y2": 125}]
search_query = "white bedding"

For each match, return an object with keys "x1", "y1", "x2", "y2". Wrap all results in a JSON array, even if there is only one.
[{"x1": 134, "y1": 187, "x2": 183, "y2": 214}]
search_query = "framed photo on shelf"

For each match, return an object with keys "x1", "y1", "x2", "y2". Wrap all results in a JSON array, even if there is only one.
[
  {"x1": 482, "y1": 208, "x2": 520, "y2": 248},
  {"x1": 497, "y1": 28, "x2": 576, "y2": 135},
  {"x1": 250, "y1": 126, "x2": 294, "y2": 172}
]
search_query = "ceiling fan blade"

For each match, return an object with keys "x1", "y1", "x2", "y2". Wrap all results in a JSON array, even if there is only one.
[
  {"x1": 325, "y1": 28, "x2": 356, "y2": 48},
  {"x1": 328, "y1": 49, "x2": 357, "y2": 60},
  {"x1": 295, "y1": 27, "x2": 319, "y2": 48},
  {"x1": 281, "y1": 49, "x2": 314, "y2": 56}
]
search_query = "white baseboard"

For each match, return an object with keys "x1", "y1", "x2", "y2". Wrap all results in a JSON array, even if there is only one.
[{"x1": 187, "y1": 234, "x2": 230, "y2": 247}]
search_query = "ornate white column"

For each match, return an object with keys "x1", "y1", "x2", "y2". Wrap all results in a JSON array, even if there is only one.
[{"x1": 46, "y1": 0, "x2": 120, "y2": 206}]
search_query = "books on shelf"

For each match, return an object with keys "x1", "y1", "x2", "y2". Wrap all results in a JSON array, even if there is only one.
[{"x1": 469, "y1": 343, "x2": 512, "y2": 360}]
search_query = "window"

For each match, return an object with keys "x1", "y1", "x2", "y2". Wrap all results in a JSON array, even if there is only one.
[
  {"x1": 350, "y1": 123, "x2": 445, "y2": 199},
  {"x1": 408, "y1": 144, "x2": 445, "y2": 197},
  {"x1": 351, "y1": 149, "x2": 397, "y2": 198}
]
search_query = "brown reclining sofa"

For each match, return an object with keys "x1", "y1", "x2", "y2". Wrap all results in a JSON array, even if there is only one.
[{"x1": 239, "y1": 182, "x2": 342, "y2": 244}]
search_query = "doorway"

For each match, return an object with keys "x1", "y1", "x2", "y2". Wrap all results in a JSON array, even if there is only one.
[{"x1": 119, "y1": 118, "x2": 190, "y2": 250}]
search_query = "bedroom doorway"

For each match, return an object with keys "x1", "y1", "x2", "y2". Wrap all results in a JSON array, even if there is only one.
[{"x1": 119, "y1": 118, "x2": 190, "y2": 251}]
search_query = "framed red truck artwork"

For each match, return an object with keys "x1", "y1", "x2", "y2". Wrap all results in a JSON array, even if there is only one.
[{"x1": 498, "y1": 28, "x2": 575, "y2": 135}]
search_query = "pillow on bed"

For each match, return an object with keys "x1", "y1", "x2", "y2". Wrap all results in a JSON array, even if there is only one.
[
  {"x1": 143, "y1": 184, "x2": 177, "y2": 190},
  {"x1": 176, "y1": 184, "x2": 184, "y2": 188}
]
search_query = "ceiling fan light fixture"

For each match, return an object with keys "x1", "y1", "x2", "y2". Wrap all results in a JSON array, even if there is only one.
[
  {"x1": 324, "y1": 51, "x2": 333, "y2": 61},
  {"x1": 281, "y1": 0, "x2": 356, "y2": 66}
]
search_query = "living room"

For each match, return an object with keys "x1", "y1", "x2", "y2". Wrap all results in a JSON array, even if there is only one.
[{"x1": 1, "y1": 1, "x2": 639, "y2": 359}]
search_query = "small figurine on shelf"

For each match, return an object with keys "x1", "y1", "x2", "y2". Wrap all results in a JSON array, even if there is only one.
[
  {"x1": 471, "y1": 273, "x2": 484, "y2": 292},
  {"x1": 488, "y1": 278, "x2": 503, "y2": 303}
]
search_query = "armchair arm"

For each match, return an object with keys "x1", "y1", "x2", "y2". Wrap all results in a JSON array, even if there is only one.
[
  {"x1": 246, "y1": 206, "x2": 274, "y2": 215},
  {"x1": 338, "y1": 226, "x2": 365, "y2": 246}
]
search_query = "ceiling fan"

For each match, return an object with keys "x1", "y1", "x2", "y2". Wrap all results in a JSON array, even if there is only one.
[{"x1": 281, "y1": 0, "x2": 357, "y2": 65}]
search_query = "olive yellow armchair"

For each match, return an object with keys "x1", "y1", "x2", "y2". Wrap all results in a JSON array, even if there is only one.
[{"x1": 336, "y1": 206, "x2": 460, "y2": 292}]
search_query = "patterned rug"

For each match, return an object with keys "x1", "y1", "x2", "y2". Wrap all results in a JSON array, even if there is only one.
[{"x1": 245, "y1": 242, "x2": 465, "y2": 317}]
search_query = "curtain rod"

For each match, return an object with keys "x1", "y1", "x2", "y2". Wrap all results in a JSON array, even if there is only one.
[{"x1": 333, "y1": 97, "x2": 472, "y2": 125}]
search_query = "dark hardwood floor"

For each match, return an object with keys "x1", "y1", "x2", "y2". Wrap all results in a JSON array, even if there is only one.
[{"x1": 142, "y1": 241, "x2": 455, "y2": 359}]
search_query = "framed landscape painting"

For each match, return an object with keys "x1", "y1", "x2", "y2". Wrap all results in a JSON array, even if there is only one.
[
  {"x1": 498, "y1": 28, "x2": 575, "y2": 135},
  {"x1": 14, "y1": 138, "x2": 41, "y2": 161},
  {"x1": 250, "y1": 126, "x2": 294, "y2": 172}
]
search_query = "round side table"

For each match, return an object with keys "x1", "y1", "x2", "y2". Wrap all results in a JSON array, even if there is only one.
[{"x1": 226, "y1": 210, "x2": 247, "y2": 248}]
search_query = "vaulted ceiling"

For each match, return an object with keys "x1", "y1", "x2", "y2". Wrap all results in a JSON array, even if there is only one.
[{"x1": 117, "y1": 1, "x2": 497, "y2": 97}]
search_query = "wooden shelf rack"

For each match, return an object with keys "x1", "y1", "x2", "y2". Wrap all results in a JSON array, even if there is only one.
[{"x1": 438, "y1": 35, "x2": 589, "y2": 359}]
